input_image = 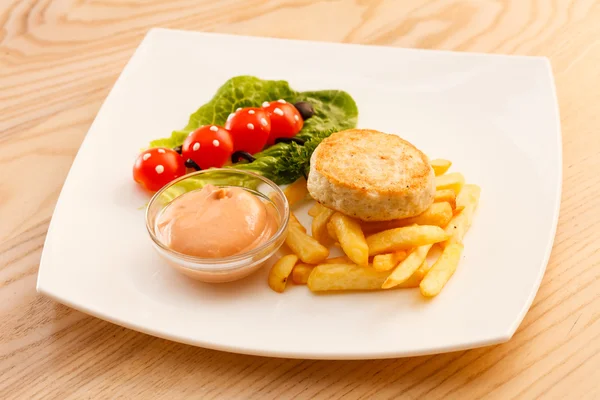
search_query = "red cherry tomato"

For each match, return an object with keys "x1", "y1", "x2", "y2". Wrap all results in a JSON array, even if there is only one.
[
  {"x1": 133, "y1": 147, "x2": 186, "y2": 192},
  {"x1": 225, "y1": 107, "x2": 271, "y2": 154},
  {"x1": 262, "y1": 100, "x2": 304, "y2": 145},
  {"x1": 181, "y1": 125, "x2": 233, "y2": 170}
]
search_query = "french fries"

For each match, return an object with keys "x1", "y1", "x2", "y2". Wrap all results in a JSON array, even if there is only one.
[
  {"x1": 330, "y1": 213, "x2": 369, "y2": 266},
  {"x1": 420, "y1": 243, "x2": 463, "y2": 297},
  {"x1": 291, "y1": 263, "x2": 315, "y2": 285},
  {"x1": 311, "y1": 206, "x2": 336, "y2": 245},
  {"x1": 323, "y1": 256, "x2": 353, "y2": 264},
  {"x1": 326, "y1": 219, "x2": 338, "y2": 241},
  {"x1": 434, "y1": 189, "x2": 457, "y2": 210},
  {"x1": 443, "y1": 184, "x2": 481, "y2": 247},
  {"x1": 267, "y1": 158, "x2": 479, "y2": 298},
  {"x1": 308, "y1": 202, "x2": 326, "y2": 217},
  {"x1": 372, "y1": 250, "x2": 408, "y2": 271},
  {"x1": 382, "y1": 244, "x2": 433, "y2": 289},
  {"x1": 308, "y1": 262, "x2": 429, "y2": 292},
  {"x1": 289, "y1": 213, "x2": 306, "y2": 233},
  {"x1": 308, "y1": 264, "x2": 389, "y2": 291},
  {"x1": 403, "y1": 260, "x2": 431, "y2": 287},
  {"x1": 435, "y1": 172, "x2": 465, "y2": 195},
  {"x1": 284, "y1": 177, "x2": 308, "y2": 207},
  {"x1": 431, "y1": 159, "x2": 452, "y2": 176},
  {"x1": 286, "y1": 213, "x2": 329, "y2": 264},
  {"x1": 361, "y1": 202, "x2": 453, "y2": 234},
  {"x1": 457, "y1": 184, "x2": 481, "y2": 210},
  {"x1": 453, "y1": 205, "x2": 465, "y2": 215},
  {"x1": 366, "y1": 225, "x2": 448, "y2": 256},
  {"x1": 404, "y1": 202, "x2": 452, "y2": 227},
  {"x1": 268, "y1": 254, "x2": 298, "y2": 293}
]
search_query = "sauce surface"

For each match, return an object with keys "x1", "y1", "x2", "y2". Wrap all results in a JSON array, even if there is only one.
[{"x1": 156, "y1": 184, "x2": 278, "y2": 258}]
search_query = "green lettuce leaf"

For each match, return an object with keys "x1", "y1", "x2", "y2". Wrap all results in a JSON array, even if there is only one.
[
  {"x1": 149, "y1": 76, "x2": 358, "y2": 185},
  {"x1": 149, "y1": 76, "x2": 298, "y2": 148}
]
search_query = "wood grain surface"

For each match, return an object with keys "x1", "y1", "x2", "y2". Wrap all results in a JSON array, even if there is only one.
[{"x1": 1, "y1": 0, "x2": 599, "y2": 398}]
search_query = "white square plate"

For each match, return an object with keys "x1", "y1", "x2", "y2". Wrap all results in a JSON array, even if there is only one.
[{"x1": 37, "y1": 28, "x2": 561, "y2": 359}]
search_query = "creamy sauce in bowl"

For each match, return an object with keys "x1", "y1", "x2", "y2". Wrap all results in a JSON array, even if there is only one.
[{"x1": 155, "y1": 184, "x2": 278, "y2": 258}]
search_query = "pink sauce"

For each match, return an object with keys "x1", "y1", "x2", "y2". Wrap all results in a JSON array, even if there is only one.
[{"x1": 155, "y1": 184, "x2": 278, "y2": 258}]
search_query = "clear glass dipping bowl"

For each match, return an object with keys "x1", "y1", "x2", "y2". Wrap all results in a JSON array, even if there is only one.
[{"x1": 145, "y1": 169, "x2": 289, "y2": 283}]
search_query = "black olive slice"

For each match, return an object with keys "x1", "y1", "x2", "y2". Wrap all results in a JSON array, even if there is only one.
[
  {"x1": 231, "y1": 151, "x2": 256, "y2": 163},
  {"x1": 185, "y1": 159, "x2": 201, "y2": 170},
  {"x1": 293, "y1": 101, "x2": 314, "y2": 120}
]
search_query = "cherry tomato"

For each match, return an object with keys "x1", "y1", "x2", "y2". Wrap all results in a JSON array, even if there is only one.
[
  {"x1": 133, "y1": 147, "x2": 186, "y2": 192},
  {"x1": 225, "y1": 107, "x2": 271, "y2": 154},
  {"x1": 181, "y1": 125, "x2": 233, "y2": 170},
  {"x1": 262, "y1": 99, "x2": 304, "y2": 145}
]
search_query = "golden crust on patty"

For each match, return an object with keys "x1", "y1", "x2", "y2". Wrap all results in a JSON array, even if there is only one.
[{"x1": 307, "y1": 129, "x2": 435, "y2": 221}]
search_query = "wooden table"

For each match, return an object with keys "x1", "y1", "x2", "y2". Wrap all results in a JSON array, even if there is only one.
[{"x1": 1, "y1": 0, "x2": 599, "y2": 398}]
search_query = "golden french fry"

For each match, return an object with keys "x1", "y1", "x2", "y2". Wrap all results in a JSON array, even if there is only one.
[
  {"x1": 308, "y1": 264, "x2": 388, "y2": 291},
  {"x1": 311, "y1": 207, "x2": 336, "y2": 245},
  {"x1": 326, "y1": 219, "x2": 338, "y2": 241},
  {"x1": 323, "y1": 256, "x2": 353, "y2": 264},
  {"x1": 308, "y1": 262, "x2": 427, "y2": 292},
  {"x1": 330, "y1": 213, "x2": 369, "y2": 266},
  {"x1": 402, "y1": 260, "x2": 431, "y2": 287},
  {"x1": 308, "y1": 202, "x2": 326, "y2": 217},
  {"x1": 404, "y1": 202, "x2": 452, "y2": 228},
  {"x1": 289, "y1": 212, "x2": 306, "y2": 233},
  {"x1": 372, "y1": 251, "x2": 408, "y2": 271},
  {"x1": 268, "y1": 254, "x2": 298, "y2": 293},
  {"x1": 361, "y1": 202, "x2": 453, "y2": 234},
  {"x1": 366, "y1": 225, "x2": 448, "y2": 256},
  {"x1": 285, "y1": 222, "x2": 329, "y2": 264},
  {"x1": 291, "y1": 263, "x2": 315, "y2": 285},
  {"x1": 420, "y1": 243, "x2": 464, "y2": 297},
  {"x1": 431, "y1": 159, "x2": 452, "y2": 176},
  {"x1": 435, "y1": 172, "x2": 465, "y2": 195},
  {"x1": 382, "y1": 244, "x2": 433, "y2": 288},
  {"x1": 283, "y1": 177, "x2": 308, "y2": 207},
  {"x1": 444, "y1": 184, "x2": 481, "y2": 246},
  {"x1": 456, "y1": 184, "x2": 481, "y2": 210},
  {"x1": 434, "y1": 189, "x2": 457, "y2": 210}
]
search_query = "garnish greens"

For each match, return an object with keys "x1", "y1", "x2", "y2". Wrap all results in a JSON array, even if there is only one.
[{"x1": 149, "y1": 76, "x2": 358, "y2": 185}]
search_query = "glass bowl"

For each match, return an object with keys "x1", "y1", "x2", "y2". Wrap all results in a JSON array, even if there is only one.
[{"x1": 145, "y1": 169, "x2": 289, "y2": 283}]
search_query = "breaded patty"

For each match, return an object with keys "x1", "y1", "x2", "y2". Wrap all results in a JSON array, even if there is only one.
[{"x1": 307, "y1": 129, "x2": 435, "y2": 221}]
